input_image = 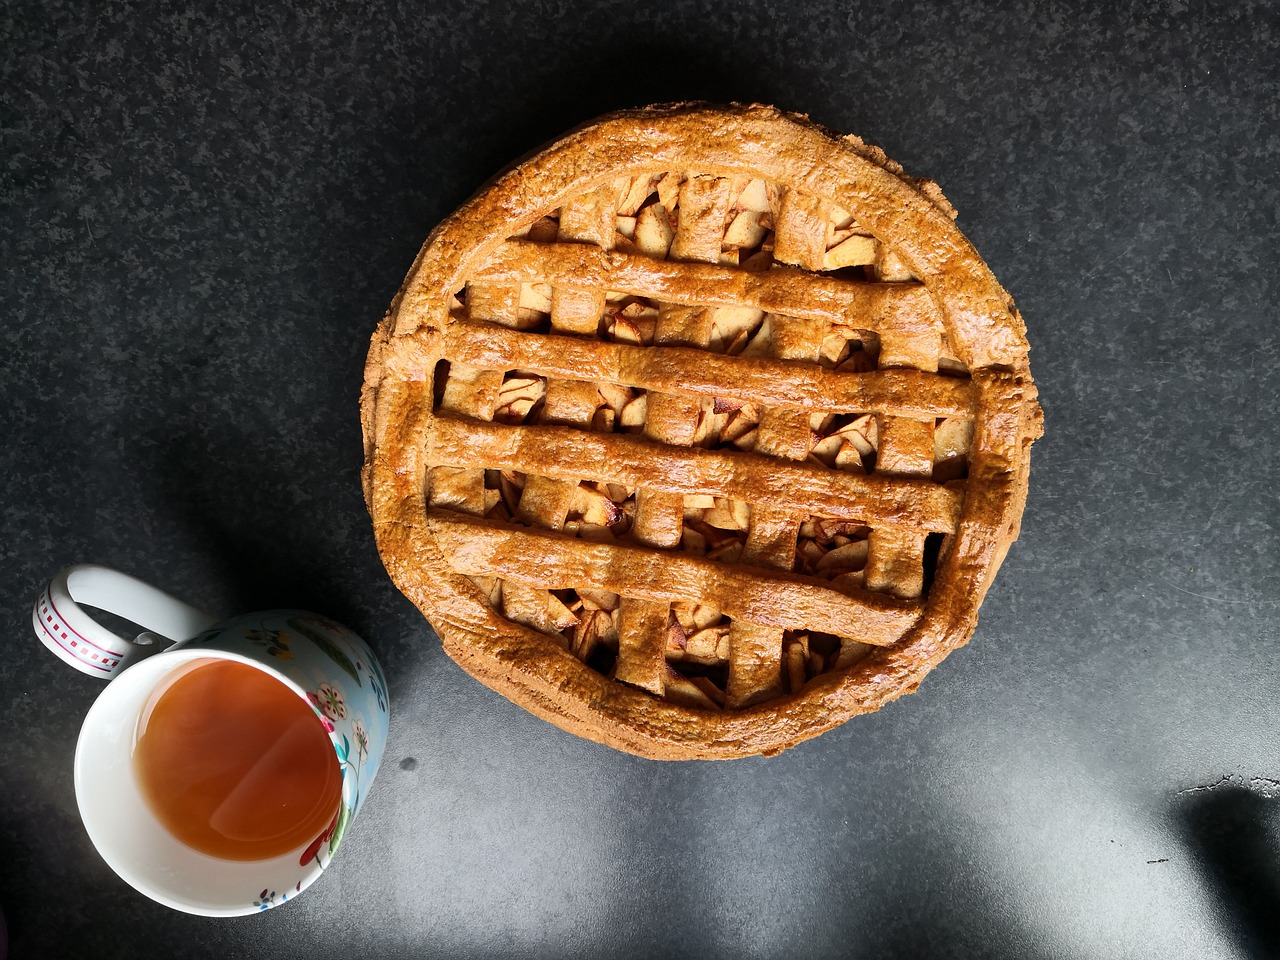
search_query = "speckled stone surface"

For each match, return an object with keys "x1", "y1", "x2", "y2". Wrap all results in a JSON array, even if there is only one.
[{"x1": 2, "y1": 1, "x2": 1278, "y2": 957}]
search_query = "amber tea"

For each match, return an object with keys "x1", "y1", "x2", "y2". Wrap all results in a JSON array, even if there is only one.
[{"x1": 133, "y1": 659, "x2": 342, "y2": 861}]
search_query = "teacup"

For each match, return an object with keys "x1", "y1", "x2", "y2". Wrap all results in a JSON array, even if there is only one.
[{"x1": 33, "y1": 564, "x2": 389, "y2": 916}]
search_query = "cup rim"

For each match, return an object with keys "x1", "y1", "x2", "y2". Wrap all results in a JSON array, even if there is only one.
[{"x1": 74, "y1": 647, "x2": 332, "y2": 917}]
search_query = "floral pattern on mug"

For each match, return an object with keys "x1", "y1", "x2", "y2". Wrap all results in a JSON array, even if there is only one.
[
  {"x1": 299, "y1": 807, "x2": 341, "y2": 867},
  {"x1": 298, "y1": 798, "x2": 352, "y2": 871},
  {"x1": 305, "y1": 692, "x2": 336, "y2": 733},
  {"x1": 254, "y1": 888, "x2": 286, "y2": 911},
  {"x1": 243, "y1": 628, "x2": 293, "y2": 661},
  {"x1": 369, "y1": 671, "x2": 387, "y2": 714},
  {"x1": 288, "y1": 617, "x2": 361, "y2": 686},
  {"x1": 314, "y1": 682, "x2": 346, "y2": 721},
  {"x1": 352, "y1": 717, "x2": 369, "y2": 762},
  {"x1": 254, "y1": 881, "x2": 303, "y2": 912}
]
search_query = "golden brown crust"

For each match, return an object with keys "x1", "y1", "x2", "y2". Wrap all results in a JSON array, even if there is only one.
[{"x1": 362, "y1": 102, "x2": 1041, "y2": 759}]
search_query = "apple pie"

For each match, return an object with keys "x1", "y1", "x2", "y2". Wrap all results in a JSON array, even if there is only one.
[{"x1": 362, "y1": 103, "x2": 1041, "y2": 759}]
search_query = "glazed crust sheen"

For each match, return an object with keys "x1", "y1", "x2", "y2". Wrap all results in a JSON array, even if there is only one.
[{"x1": 362, "y1": 103, "x2": 1042, "y2": 760}]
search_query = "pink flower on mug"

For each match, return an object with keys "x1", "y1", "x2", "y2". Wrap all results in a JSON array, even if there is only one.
[
  {"x1": 316, "y1": 682, "x2": 347, "y2": 721},
  {"x1": 306, "y1": 692, "x2": 336, "y2": 732},
  {"x1": 352, "y1": 718, "x2": 369, "y2": 762}
]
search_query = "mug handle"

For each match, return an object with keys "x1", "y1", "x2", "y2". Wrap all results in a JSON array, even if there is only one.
[{"x1": 33, "y1": 565, "x2": 221, "y2": 679}]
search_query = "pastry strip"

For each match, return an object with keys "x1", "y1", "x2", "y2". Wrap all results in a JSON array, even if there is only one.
[
  {"x1": 442, "y1": 321, "x2": 973, "y2": 420},
  {"x1": 429, "y1": 509, "x2": 920, "y2": 643},
  {"x1": 424, "y1": 416, "x2": 962, "y2": 533},
  {"x1": 473, "y1": 240, "x2": 937, "y2": 334}
]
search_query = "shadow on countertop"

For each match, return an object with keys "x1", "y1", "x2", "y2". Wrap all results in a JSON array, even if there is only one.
[{"x1": 1177, "y1": 781, "x2": 1280, "y2": 958}]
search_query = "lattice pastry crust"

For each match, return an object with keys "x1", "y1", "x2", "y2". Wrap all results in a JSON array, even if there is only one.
[{"x1": 362, "y1": 103, "x2": 1042, "y2": 759}]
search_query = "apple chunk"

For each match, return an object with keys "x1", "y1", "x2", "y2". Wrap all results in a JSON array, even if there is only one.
[{"x1": 634, "y1": 204, "x2": 675, "y2": 259}]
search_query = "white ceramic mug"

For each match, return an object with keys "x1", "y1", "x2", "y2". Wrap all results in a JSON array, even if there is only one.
[{"x1": 34, "y1": 565, "x2": 390, "y2": 916}]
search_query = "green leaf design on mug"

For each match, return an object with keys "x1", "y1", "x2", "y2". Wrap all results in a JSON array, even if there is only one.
[
  {"x1": 329, "y1": 802, "x2": 351, "y2": 857},
  {"x1": 288, "y1": 617, "x2": 361, "y2": 686}
]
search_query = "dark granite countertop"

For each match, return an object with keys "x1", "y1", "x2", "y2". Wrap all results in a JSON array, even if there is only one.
[{"x1": 3, "y1": 1, "x2": 1278, "y2": 957}]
